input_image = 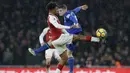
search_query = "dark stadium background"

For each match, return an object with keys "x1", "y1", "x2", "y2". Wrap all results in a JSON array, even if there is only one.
[{"x1": 0, "y1": 0, "x2": 129, "y2": 68}]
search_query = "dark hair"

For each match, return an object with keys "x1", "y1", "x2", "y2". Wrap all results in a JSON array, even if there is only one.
[
  {"x1": 46, "y1": 2, "x2": 58, "y2": 11},
  {"x1": 58, "y1": 4, "x2": 67, "y2": 9}
]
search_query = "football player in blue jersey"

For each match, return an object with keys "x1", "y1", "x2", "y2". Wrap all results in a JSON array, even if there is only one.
[{"x1": 57, "y1": 4, "x2": 88, "y2": 73}]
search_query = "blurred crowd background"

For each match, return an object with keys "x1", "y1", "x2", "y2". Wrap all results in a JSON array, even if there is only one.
[{"x1": 0, "y1": 0, "x2": 129, "y2": 68}]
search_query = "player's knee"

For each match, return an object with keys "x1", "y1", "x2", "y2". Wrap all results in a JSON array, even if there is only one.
[
  {"x1": 46, "y1": 61, "x2": 50, "y2": 68},
  {"x1": 56, "y1": 57, "x2": 61, "y2": 62},
  {"x1": 73, "y1": 35, "x2": 80, "y2": 41},
  {"x1": 61, "y1": 55, "x2": 68, "y2": 61},
  {"x1": 68, "y1": 54, "x2": 73, "y2": 58},
  {"x1": 67, "y1": 50, "x2": 73, "y2": 57}
]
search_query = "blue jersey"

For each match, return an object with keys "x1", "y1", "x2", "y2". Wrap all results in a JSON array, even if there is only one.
[
  {"x1": 64, "y1": 7, "x2": 82, "y2": 34},
  {"x1": 64, "y1": 7, "x2": 83, "y2": 51}
]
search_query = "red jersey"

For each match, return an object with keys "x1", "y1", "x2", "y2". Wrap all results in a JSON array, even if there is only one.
[
  {"x1": 45, "y1": 29, "x2": 51, "y2": 42},
  {"x1": 47, "y1": 15, "x2": 62, "y2": 41},
  {"x1": 45, "y1": 29, "x2": 54, "y2": 48}
]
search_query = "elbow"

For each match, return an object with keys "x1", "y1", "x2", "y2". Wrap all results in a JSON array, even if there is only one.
[
  {"x1": 39, "y1": 37, "x2": 41, "y2": 40},
  {"x1": 54, "y1": 25, "x2": 59, "y2": 28},
  {"x1": 54, "y1": 25, "x2": 61, "y2": 29},
  {"x1": 39, "y1": 36, "x2": 42, "y2": 40}
]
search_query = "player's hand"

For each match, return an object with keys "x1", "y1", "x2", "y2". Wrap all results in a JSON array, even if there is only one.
[
  {"x1": 70, "y1": 25, "x2": 76, "y2": 28},
  {"x1": 81, "y1": 5, "x2": 88, "y2": 10},
  {"x1": 74, "y1": 23, "x2": 80, "y2": 28},
  {"x1": 70, "y1": 24, "x2": 80, "y2": 28}
]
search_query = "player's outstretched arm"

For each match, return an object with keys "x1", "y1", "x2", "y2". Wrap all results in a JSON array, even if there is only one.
[
  {"x1": 73, "y1": 4, "x2": 88, "y2": 13},
  {"x1": 62, "y1": 29, "x2": 69, "y2": 34},
  {"x1": 49, "y1": 15, "x2": 76, "y2": 29}
]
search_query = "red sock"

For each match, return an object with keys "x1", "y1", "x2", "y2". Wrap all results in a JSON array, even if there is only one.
[
  {"x1": 86, "y1": 36, "x2": 92, "y2": 41},
  {"x1": 57, "y1": 64, "x2": 64, "y2": 71}
]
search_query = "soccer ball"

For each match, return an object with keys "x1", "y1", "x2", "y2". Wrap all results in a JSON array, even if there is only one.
[{"x1": 96, "y1": 28, "x2": 107, "y2": 37}]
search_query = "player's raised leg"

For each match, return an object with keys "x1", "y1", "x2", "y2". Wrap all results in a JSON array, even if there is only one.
[
  {"x1": 28, "y1": 41, "x2": 52, "y2": 56},
  {"x1": 73, "y1": 35, "x2": 100, "y2": 42},
  {"x1": 29, "y1": 34, "x2": 100, "y2": 56}
]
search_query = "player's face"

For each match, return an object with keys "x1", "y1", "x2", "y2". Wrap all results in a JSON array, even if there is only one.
[
  {"x1": 54, "y1": 7, "x2": 58, "y2": 14},
  {"x1": 58, "y1": 8, "x2": 66, "y2": 16},
  {"x1": 55, "y1": 7, "x2": 59, "y2": 15},
  {"x1": 52, "y1": 7, "x2": 58, "y2": 15}
]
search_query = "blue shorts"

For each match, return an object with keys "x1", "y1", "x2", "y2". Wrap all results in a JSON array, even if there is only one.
[
  {"x1": 66, "y1": 43, "x2": 76, "y2": 52},
  {"x1": 66, "y1": 31, "x2": 81, "y2": 52}
]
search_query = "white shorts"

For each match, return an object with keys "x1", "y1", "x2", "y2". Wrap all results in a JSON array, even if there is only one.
[
  {"x1": 45, "y1": 48, "x2": 61, "y2": 61},
  {"x1": 55, "y1": 45, "x2": 67, "y2": 55},
  {"x1": 52, "y1": 34, "x2": 73, "y2": 55},
  {"x1": 52, "y1": 34, "x2": 73, "y2": 46},
  {"x1": 45, "y1": 49, "x2": 55, "y2": 59}
]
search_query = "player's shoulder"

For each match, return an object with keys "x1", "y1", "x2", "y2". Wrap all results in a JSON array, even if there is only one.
[
  {"x1": 49, "y1": 14, "x2": 56, "y2": 17},
  {"x1": 49, "y1": 14, "x2": 58, "y2": 20},
  {"x1": 65, "y1": 10, "x2": 74, "y2": 18}
]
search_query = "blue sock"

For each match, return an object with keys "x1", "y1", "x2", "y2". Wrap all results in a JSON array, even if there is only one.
[
  {"x1": 34, "y1": 43, "x2": 50, "y2": 54},
  {"x1": 68, "y1": 57, "x2": 74, "y2": 73}
]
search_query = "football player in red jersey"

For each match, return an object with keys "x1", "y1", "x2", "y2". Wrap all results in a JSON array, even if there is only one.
[{"x1": 39, "y1": 27, "x2": 63, "y2": 73}]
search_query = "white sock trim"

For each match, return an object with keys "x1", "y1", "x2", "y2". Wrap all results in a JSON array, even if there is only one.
[{"x1": 91, "y1": 37, "x2": 100, "y2": 42}]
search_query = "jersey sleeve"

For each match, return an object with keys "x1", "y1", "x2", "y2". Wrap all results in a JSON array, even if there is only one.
[
  {"x1": 49, "y1": 15, "x2": 71, "y2": 29},
  {"x1": 66, "y1": 13, "x2": 78, "y2": 25},
  {"x1": 62, "y1": 29, "x2": 69, "y2": 34},
  {"x1": 73, "y1": 7, "x2": 81, "y2": 14},
  {"x1": 39, "y1": 27, "x2": 49, "y2": 45}
]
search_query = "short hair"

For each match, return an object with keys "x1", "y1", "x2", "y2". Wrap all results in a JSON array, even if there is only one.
[
  {"x1": 46, "y1": 2, "x2": 58, "y2": 11},
  {"x1": 58, "y1": 4, "x2": 67, "y2": 9}
]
